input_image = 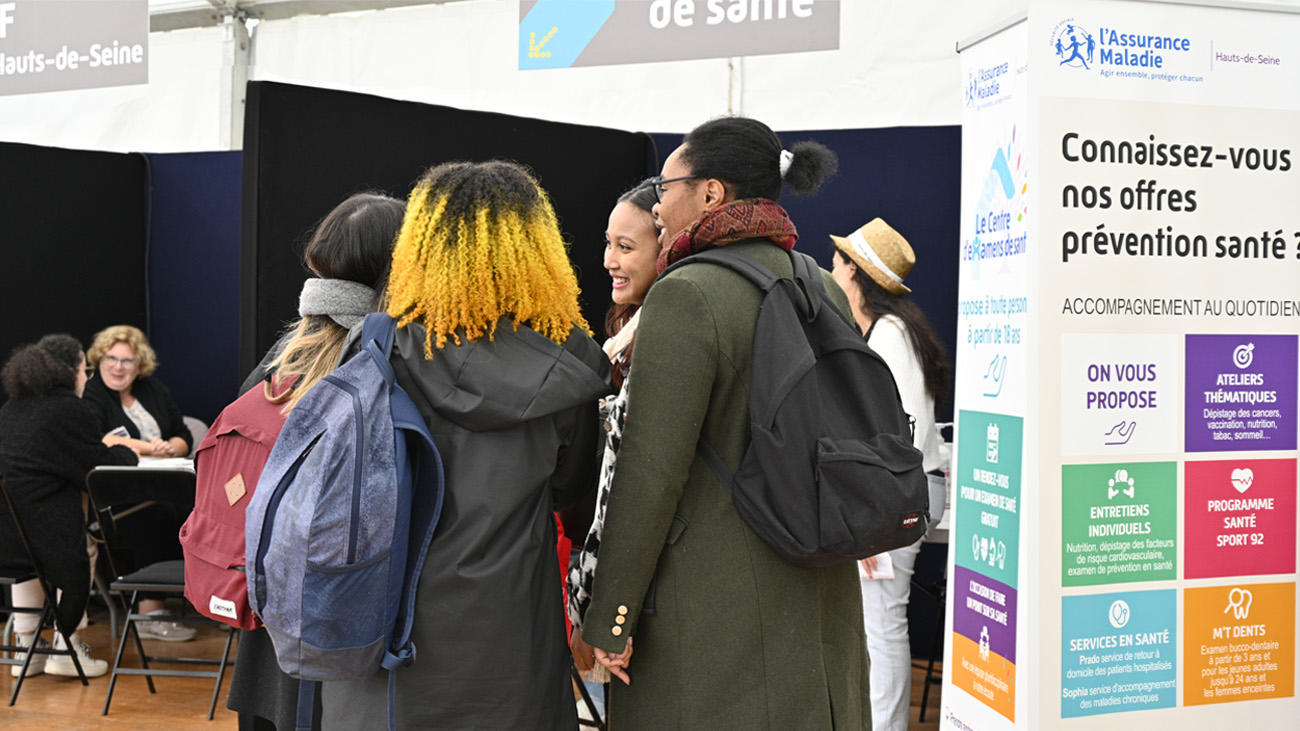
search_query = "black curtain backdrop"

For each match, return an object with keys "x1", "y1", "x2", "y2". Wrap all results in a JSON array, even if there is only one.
[
  {"x1": 652, "y1": 127, "x2": 962, "y2": 423},
  {"x1": 240, "y1": 81, "x2": 651, "y2": 378},
  {"x1": 146, "y1": 151, "x2": 243, "y2": 424},
  {"x1": 0, "y1": 142, "x2": 147, "y2": 404}
]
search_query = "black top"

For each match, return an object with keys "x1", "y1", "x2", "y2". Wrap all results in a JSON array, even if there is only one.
[
  {"x1": 0, "y1": 390, "x2": 137, "y2": 635},
  {"x1": 82, "y1": 373, "x2": 193, "y2": 454}
]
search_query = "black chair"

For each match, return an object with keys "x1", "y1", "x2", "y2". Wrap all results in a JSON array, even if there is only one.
[
  {"x1": 572, "y1": 663, "x2": 607, "y2": 730},
  {"x1": 910, "y1": 572, "x2": 946, "y2": 723},
  {"x1": 86, "y1": 465, "x2": 236, "y2": 720},
  {"x1": 0, "y1": 479, "x2": 94, "y2": 704}
]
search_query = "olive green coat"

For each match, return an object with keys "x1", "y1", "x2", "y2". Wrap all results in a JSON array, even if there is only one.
[{"x1": 584, "y1": 240, "x2": 871, "y2": 730}]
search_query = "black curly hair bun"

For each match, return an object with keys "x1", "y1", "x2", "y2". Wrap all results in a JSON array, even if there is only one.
[{"x1": 783, "y1": 140, "x2": 839, "y2": 195}]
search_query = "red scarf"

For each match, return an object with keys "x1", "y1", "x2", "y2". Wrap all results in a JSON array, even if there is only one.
[{"x1": 656, "y1": 198, "x2": 799, "y2": 273}]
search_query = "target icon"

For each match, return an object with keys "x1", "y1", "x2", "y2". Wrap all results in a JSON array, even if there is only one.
[{"x1": 1233, "y1": 343, "x2": 1254, "y2": 369}]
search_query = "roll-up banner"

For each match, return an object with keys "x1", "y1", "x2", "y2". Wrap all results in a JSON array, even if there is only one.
[
  {"x1": 0, "y1": 0, "x2": 147, "y2": 97},
  {"x1": 949, "y1": 1, "x2": 1299, "y2": 728}
]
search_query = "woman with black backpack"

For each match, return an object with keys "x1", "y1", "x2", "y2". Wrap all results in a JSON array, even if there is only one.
[{"x1": 579, "y1": 117, "x2": 870, "y2": 730}]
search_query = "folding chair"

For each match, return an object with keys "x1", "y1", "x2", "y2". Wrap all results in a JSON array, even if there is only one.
[
  {"x1": 0, "y1": 479, "x2": 94, "y2": 704},
  {"x1": 572, "y1": 663, "x2": 607, "y2": 730},
  {"x1": 86, "y1": 465, "x2": 236, "y2": 720}
]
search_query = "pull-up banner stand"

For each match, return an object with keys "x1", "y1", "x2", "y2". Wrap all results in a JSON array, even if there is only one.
[{"x1": 948, "y1": 1, "x2": 1300, "y2": 728}]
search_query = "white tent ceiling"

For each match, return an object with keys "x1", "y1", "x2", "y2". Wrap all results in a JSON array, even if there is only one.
[{"x1": 2, "y1": 0, "x2": 1297, "y2": 153}]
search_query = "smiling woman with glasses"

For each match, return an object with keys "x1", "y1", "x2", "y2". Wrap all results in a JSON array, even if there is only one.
[
  {"x1": 641, "y1": 175, "x2": 700, "y2": 203},
  {"x1": 580, "y1": 116, "x2": 863, "y2": 731},
  {"x1": 82, "y1": 323, "x2": 199, "y2": 640}
]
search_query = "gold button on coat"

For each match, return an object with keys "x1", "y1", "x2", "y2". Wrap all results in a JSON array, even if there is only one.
[
  {"x1": 612, "y1": 626, "x2": 623, "y2": 637},
  {"x1": 617, "y1": 605, "x2": 629, "y2": 615},
  {"x1": 615, "y1": 616, "x2": 626, "y2": 625}
]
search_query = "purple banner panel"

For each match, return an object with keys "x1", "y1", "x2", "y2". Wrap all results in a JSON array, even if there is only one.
[
  {"x1": 1186, "y1": 334, "x2": 1297, "y2": 452},
  {"x1": 953, "y1": 564, "x2": 1018, "y2": 664}
]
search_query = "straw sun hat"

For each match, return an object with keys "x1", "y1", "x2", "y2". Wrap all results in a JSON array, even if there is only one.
[{"x1": 829, "y1": 218, "x2": 915, "y2": 295}]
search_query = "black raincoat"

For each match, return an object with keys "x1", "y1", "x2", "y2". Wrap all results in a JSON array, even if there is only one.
[{"x1": 320, "y1": 319, "x2": 610, "y2": 730}]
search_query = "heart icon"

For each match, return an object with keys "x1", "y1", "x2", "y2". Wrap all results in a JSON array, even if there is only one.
[{"x1": 1230, "y1": 468, "x2": 1254, "y2": 493}]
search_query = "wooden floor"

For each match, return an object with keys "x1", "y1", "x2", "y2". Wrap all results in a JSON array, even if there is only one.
[{"x1": 4, "y1": 602, "x2": 944, "y2": 729}]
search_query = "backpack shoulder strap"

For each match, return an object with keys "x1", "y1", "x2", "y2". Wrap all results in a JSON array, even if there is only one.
[
  {"x1": 657, "y1": 247, "x2": 781, "y2": 292},
  {"x1": 361, "y1": 313, "x2": 399, "y2": 386}
]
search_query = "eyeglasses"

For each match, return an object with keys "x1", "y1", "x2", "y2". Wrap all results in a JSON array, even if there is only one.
[
  {"x1": 642, "y1": 175, "x2": 700, "y2": 203},
  {"x1": 101, "y1": 355, "x2": 137, "y2": 368}
]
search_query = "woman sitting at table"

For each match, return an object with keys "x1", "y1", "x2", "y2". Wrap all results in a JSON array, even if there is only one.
[
  {"x1": 81, "y1": 324, "x2": 196, "y2": 641},
  {"x1": 83, "y1": 324, "x2": 191, "y2": 459},
  {"x1": 0, "y1": 334, "x2": 138, "y2": 678}
]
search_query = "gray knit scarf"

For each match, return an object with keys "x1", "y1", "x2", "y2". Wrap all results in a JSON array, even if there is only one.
[{"x1": 298, "y1": 278, "x2": 377, "y2": 329}]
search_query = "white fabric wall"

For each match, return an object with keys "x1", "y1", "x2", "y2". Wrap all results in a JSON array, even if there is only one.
[
  {"x1": 0, "y1": 25, "x2": 227, "y2": 153},
  {"x1": 247, "y1": 0, "x2": 1027, "y2": 134},
  {"x1": 6, "y1": 0, "x2": 1293, "y2": 153}
]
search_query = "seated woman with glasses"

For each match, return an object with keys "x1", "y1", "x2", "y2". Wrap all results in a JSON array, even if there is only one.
[
  {"x1": 83, "y1": 325, "x2": 191, "y2": 459},
  {"x1": 81, "y1": 324, "x2": 197, "y2": 641},
  {"x1": 0, "y1": 334, "x2": 138, "y2": 679}
]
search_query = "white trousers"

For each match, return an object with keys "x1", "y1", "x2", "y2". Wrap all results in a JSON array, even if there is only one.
[{"x1": 861, "y1": 536, "x2": 922, "y2": 731}]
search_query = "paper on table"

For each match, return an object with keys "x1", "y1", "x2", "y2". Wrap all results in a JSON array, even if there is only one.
[
  {"x1": 857, "y1": 551, "x2": 895, "y2": 580},
  {"x1": 136, "y1": 457, "x2": 195, "y2": 472}
]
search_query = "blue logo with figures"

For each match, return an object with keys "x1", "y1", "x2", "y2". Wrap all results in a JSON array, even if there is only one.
[
  {"x1": 964, "y1": 72, "x2": 977, "y2": 107},
  {"x1": 1051, "y1": 19, "x2": 1095, "y2": 69}
]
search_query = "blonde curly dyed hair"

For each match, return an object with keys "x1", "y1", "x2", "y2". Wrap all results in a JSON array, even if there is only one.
[
  {"x1": 386, "y1": 161, "x2": 590, "y2": 356},
  {"x1": 87, "y1": 324, "x2": 158, "y2": 376}
]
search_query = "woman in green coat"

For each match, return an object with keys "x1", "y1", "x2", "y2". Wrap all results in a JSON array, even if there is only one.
[{"x1": 583, "y1": 117, "x2": 871, "y2": 729}]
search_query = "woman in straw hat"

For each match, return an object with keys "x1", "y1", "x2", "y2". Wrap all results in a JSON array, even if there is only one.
[{"x1": 831, "y1": 218, "x2": 951, "y2": 731}]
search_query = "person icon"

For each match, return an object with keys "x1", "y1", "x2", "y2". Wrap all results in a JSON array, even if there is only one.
[
  {"x1": 1086, "y1": 32, "x2": 1095, "y2": 63},
  {"x1": 1060, "y1": 33, "x2": 1090, "y2": 68},
  {"x1": 1055, "y1": 37, "x2": 1063, "y2": 57}
]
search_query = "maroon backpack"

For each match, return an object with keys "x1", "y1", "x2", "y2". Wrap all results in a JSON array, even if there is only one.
[{"x1": 180, "y1": 377, "x2": 293, "y2": 630}]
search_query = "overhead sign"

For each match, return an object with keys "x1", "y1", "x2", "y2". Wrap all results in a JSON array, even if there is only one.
[
  {"x1": 0, "y1": 0, "x2": 148, "y2": 97},
  {"x1": 518, "y1": 0, "x2": 839, "y2": 70}
]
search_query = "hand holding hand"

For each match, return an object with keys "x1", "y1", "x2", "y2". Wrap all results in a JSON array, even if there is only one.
[
  {"x1": 569, "y1": 628, "x2": 596, "y2": 673},
  {"x1": 595, "y1": 637, "x2": 634, "y2": 685},
  {"x1": 149, "y1": 437, "x2": 173, "y2": 457}
]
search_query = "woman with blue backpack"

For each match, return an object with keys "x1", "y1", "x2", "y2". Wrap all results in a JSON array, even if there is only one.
[
  {"x1": 320, "y1": 160, "x2": 610, "y2": 730},
  {"x1": 223, "y1": 191, "x2": 405, "y2": 731}
]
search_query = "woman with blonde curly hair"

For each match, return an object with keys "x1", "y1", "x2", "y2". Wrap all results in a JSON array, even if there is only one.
[
  {"x1": 322, "y1": 160, "x2": 610, "y2": 731},
  {"x1": 84, "y1": 324, "x2": 190, "y2": 459},
  {"x1": 82, "y1": 324, "x2": 197, "y2": 640}
]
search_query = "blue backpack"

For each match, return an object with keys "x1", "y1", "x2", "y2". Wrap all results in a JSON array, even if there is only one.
[{"x1": 245, "y1": 313, "x2": 444, "y2": 731}]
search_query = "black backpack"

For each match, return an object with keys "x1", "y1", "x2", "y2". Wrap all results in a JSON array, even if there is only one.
[{"x1": 662, "y1": 247, "x2": 930, "y2": 568}]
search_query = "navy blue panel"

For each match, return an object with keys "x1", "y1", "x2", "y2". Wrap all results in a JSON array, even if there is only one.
[
  {"x1": 651, "y1": 127, "x2": 961, "y2": 421},
  {"x1": 145, "y1": 151, "x2": 242, "y2": 424}
]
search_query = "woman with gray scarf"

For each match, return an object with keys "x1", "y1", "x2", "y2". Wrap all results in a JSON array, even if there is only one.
[{"x1": 228, "y1": 191, "x2": 404, "y2": 731}]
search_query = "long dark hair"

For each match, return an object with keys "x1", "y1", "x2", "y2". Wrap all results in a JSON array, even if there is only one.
[
  {"x1": 603, "y1": 180, "x2": 658, "y2": 388},
  {"x1": 679, "y1": 116, "x2": 838, "y2": 200},
  {"x1": 274, "y1": 192, "x2": 404, "y2": 412},
  {"x1": 838, "y1": 250, "x2": 950, "y2": 412},
  {"x1": 304, "y1": 192, "x2": 405, "y2": 292}
]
